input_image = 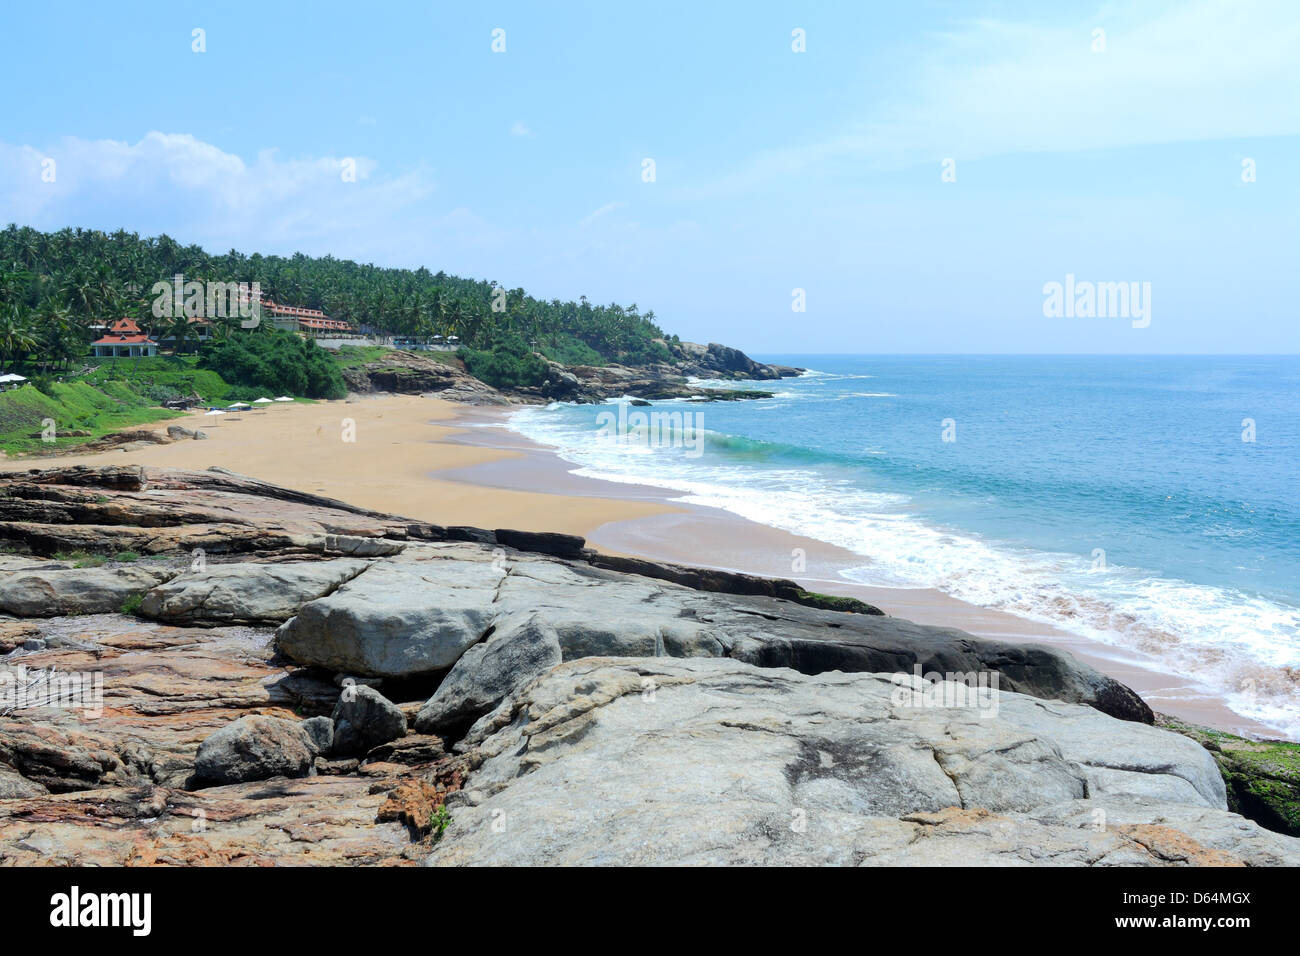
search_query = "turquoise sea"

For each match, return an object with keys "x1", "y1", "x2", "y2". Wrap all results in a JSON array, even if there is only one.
[{"x1": 509, "y1": 356, "x2": 1300, "y2": 736}]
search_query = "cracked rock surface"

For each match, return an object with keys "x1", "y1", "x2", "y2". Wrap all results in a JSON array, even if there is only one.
[{"x1": 428, "y1": 657, "x2": 1298, "y2": 866}]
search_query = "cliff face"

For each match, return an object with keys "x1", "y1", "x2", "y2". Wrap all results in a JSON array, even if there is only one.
[{"x1": 1, "y1": 465, "x2": 1297, "y2": 866}]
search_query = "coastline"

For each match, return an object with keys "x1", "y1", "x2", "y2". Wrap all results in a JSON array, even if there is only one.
[{"x1": 1, "y1": 392, "x2": 1284, "y2": 739}]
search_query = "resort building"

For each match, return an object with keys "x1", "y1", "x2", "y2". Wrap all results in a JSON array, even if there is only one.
[
  {"x1": 235, "y1": 289, "x2": 357, "y2": 338},
  {"x1": 90, "y1": 318, "x2": 159, "y2": 358}
]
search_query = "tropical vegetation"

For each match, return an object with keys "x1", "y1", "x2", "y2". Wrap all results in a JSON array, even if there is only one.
[{"x1": 0, "y1": 224, "x2": 678, "y2": 372}]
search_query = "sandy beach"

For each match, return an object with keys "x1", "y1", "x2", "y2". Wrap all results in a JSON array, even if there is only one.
[{"x1": 1, "y1": 392, "x2": 1281, "y2": 738}]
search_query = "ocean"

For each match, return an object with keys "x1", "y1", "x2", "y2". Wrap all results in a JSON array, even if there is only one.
[{"x1": 507, "y1": 355, "x2": 1300, "y2": 737}]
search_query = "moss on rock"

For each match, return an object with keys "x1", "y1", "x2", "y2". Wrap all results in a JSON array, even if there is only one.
[{"x1": 1158, "y1": 715, "x2": 1300, "y2": 836}]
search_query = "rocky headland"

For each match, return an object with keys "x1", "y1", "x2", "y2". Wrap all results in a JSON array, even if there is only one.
[
  {"x1": 340, "y1": 341, "x2": 803, "y2": 405},
  {"x1": 1, "y1": 464, "x2": 1297, "y2": 866}
]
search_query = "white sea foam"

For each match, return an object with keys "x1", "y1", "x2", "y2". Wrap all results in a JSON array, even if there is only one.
[{"x1": 507, "y1": 405, "x2": 1300, "y2": 737}]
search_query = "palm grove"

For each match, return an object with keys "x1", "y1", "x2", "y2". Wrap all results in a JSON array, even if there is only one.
[{"x1": 0, "y1": 224, "x2": 680, "y2": 380}]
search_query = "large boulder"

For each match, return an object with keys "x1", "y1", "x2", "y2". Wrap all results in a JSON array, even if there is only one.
[
  {"x1": 330, "y1": 685, "x2": 407, "y2": 756},
  {"x1": 426, "y1": 658, "x2": 1300, "y2": 866},
  {"x1": 0, "y1": 566, "x2": 177, "y2": 617},
  {"x1": 139, "y1": 558, "x2": 371, "y2": 625},
  {"x1": 193, "y1": 715, "x2": 320, "y2": 785},
  {"x1": 415, "y1": 613, "x2": 563, "y2": 736},
  {"x1": 274, "y1": 558, "x2": 498, "y2": 677}
]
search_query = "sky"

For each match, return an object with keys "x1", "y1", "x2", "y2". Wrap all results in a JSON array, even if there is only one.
[{"x1": 1, "y1": 0, "x2": 1297, "y2": 354}]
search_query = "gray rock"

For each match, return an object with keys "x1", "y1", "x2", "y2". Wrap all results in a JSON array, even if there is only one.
[
  {"x1": 426, "y1": 658, "x2": 1300, "y2": 867},
  {"x1": 193, "y1": 715, "x2": 317, "y2": 785},
  {"x1": 415, "y1": 612, "x2": 562, "y2": 735},
  {"x1": 302, "y1": 716, "x2": 334, "y2": 755},
  {"x1": 405, "y1": 551, "x2": 1150, "y2": 734},
  {"x1": 330, "y1": 685, "x2": 407, "y2": 756},
  {"x1": 192, "y1": 430, "x2": 208, "y2": 440},
  {"x1": 139, "y1": 558, "x2": 371, "y2": 625},
  {"x1": 274, "y1": 544, "x2": 1145, "y2": 726},
  {"x1": 274, "y1": 558, "x2": 497, "y2": 677},
  {"x1": 0, "y1": 566, "x2": 177, "y2": 617},
  {"x1": 166, "y1": 425, "x2": 195, "y2": 440}
]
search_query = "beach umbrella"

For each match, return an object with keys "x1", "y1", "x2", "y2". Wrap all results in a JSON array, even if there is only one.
[
  {"x1": 225, "y1": 402, "x2": 249, "y2": 421},
  {"x1": 274, "y1": 396, "x2": 293, "y2": 403},
  {"x1": 203, "y1": 408, "x2": 225, "y2": 427},
  {"x1": 253, "y1": 397, "x2": 273, "y2": 413}
]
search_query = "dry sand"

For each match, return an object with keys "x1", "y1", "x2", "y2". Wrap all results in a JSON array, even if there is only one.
[
  {"x1": 2, "y1": 393, "x2": 1280, "y2": 738},
  {"x1": 0, "y1": 395, "x2": 678, "y2": 534}
]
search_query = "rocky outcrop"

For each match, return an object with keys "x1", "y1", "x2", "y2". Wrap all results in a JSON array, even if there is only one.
[
  {"x1": 426, "y1": 658, "x2": 1297, "y2": 866},
  {"x1": 1, "y1": 464, "x2": 1293, "y2": 867},
  {"x1": 340, "y1": 351, "x2": 509, "y2": 405},
  {"x1": 336, "y1": 345, "x2": 795, "y2": 405},
  {"x1": 533, "y1": 361, "x2": 781, "y2": 404},
  {"x1": 669, "y1": 341, "x2": 803, "y2": 381}
]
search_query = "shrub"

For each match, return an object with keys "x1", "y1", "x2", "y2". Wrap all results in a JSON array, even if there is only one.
[
  {"x1": 458, "y1": 333, "x2": 548, "y2": 389},
  {"x1": 198, "y1": 331, "x2": 347, "y2": 399}
]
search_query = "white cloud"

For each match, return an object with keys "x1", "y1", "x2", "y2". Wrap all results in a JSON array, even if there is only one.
[
  {"x1": 509, "y1": 121, "x2": 532, "y2": 137},
  {"x1": 0, "y1": 131, "x2": 434, "y2": 261}
]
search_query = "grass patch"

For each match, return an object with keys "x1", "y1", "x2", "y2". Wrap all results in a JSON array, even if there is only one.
[
  {"x1": 85, "y1": 355, "x2": 237, "y2": 403},
  {"x1": 119, "y1": 593, "x2": 145, "y2": 616},
  {"x1": 114, "y1": 550, "x2": 141, "y2": 563},
  {"x1": 0, "y1": 380, "x2": 183, "y2": 456},
  {"x1": 333, "y1": 345, "x2": 393, "y2": 368}
]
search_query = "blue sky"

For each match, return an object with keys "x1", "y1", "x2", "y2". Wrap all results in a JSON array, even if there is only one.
[{"x1": 1, "y1": 0, "x2": 1297, "y2": 354}]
